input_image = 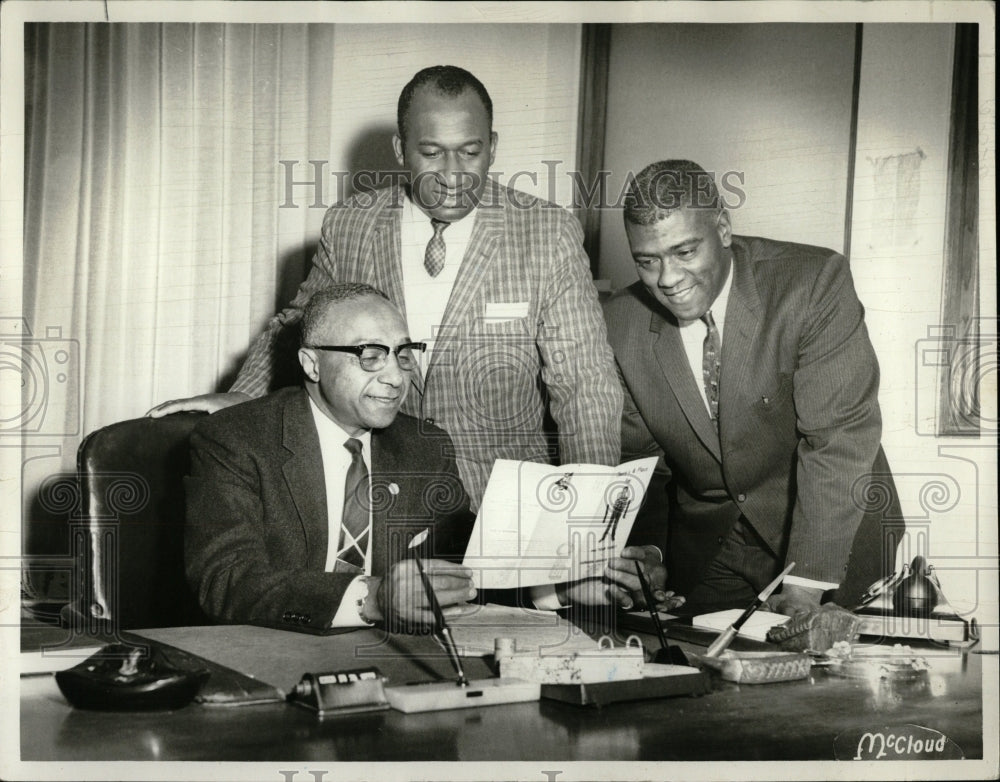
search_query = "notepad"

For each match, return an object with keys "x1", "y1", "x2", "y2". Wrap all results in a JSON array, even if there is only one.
[{"x1": 692, "y1": 608, "x2": 790, "y2": 642}]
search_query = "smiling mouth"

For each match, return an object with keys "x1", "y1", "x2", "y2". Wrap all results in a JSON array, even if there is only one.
[{"x1": 665, "y1": 285, "x2": 696, "y2": 300}]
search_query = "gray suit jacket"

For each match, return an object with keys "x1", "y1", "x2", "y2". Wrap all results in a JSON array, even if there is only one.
[
  {"x1": 230, "y1": 180, "x2": 622, "y2": 506},
  {"x1": 605, "y1": 236, "x2": 902, "y2": 603},
  {"x1": 184, "y1": 387, "x2": 474, "y2": 631}
]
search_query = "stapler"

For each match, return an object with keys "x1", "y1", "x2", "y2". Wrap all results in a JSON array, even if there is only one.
[{"x1": 55, "y1": 643, "x2": 210, "y2": 711}]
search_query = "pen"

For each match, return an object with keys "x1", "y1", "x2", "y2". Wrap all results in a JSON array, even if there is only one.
[
  {"x1": 410, "y1": 536, "x2": 469, "y2": 687},
  {"x1": 704, "y1": 561, "x2": 796, "y2": 658},
  {"x1": 634, "y1": 562, "x2": 668, "y2": 650},
  {"x1": 635, "y1": 562, "x2": 690, "y2": 666}
]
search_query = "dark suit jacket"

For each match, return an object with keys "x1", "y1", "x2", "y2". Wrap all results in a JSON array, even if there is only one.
[
  {"x1": 604, "y1": 235, "x2": 902, "y2": 605},
  {"x1": 184, "y1": 387, "x2": 474, "y2": 631}
]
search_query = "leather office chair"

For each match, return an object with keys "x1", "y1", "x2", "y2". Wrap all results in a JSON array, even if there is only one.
[{"x1": 63, "y1": 412, "x2": 211, "y2": 631}]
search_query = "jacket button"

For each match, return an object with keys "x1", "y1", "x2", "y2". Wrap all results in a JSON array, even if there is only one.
[
  {"x1": 737, "y1": 493, "x2": 747, "y2": 503},
  {"x1": 717, "y1": 536, "x2": 725, "y2": 545},
  {"x1": 424, "y1": 417, "x2": 434, "y2": 425}
]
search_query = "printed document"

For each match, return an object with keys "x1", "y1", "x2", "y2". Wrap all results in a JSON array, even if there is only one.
[{"x1": 463, "y1": 457, "x2": 658, "y2": 589}]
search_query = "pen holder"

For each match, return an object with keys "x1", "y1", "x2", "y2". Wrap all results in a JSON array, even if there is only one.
[{"x1": 383, "y1": 677, "x2": 540, "y2": 713}]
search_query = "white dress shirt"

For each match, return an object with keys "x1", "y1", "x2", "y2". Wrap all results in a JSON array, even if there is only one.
[
  {"x1": 399, "y1": 194, "x2": 476, "y2": 368},
  {"x1": 308, "y1": 397, "x2": 374, "y2": 626}
]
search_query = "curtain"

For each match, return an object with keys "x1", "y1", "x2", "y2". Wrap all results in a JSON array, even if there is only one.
[{"x1": 21, "y1": 22, "x2": 335, "y2": 576}]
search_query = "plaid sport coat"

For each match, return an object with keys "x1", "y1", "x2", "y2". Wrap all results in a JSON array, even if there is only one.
[{"x1": 232, "y1": 180, "x2": 622, "y2": 506}]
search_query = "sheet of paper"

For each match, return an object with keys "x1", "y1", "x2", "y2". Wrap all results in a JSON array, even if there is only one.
[
  {"x1": 445, "y1": 603, "x2": 599, "y2": 657},
  {"x1": 463, "y1": 457, "x2": 658, "y2": 589},
  {"x1": 692, "y1": 608, "x2": 790, "y2": 642}
]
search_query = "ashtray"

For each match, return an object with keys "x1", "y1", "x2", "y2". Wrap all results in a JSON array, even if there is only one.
[{"x1": 699, "y1": 650, "x2": 811, "y2": 684}]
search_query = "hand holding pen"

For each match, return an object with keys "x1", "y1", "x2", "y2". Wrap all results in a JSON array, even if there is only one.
[
  {"x1": 605, "y1": 545, "x2": 685, "y2": 612},
  {"x1": 408, "y1": 530, "x2": 473, "y2": 687}
]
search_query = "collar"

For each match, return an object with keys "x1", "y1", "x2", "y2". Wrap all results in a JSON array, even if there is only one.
[
  {"x1": 306, "y1": 395, "x2": 373, "y2": 455},
  {"x1": 401, "y1": 191, "x2": 478, "y2": 234}
]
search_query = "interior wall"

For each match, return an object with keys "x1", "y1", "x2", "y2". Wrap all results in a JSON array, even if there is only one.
[
  {"x1": 597, "y1": 24, "x2": 857, "y2": 289},
  {"x1": 324, "y1": 24, "x2": 582, "y2": 210},
  {"x1": 850, "y1": 24, "x2": 995, "y2": 618}
]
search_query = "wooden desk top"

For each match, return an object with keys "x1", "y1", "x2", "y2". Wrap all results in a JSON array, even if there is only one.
[{"x1": 19, "y1": 621, "x2": 988, "y2": 764}]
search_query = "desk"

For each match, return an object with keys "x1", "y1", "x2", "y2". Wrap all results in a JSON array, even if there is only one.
[{"x1": 20, "y1": 622, "x2": 986, "y2": 763}]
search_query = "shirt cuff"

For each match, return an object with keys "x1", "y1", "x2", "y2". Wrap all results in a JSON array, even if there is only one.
[
  {"x1": 329, "y1": 576, "x2": 375, "y2": 627},
  {"x1": 783, "y1": 574, "x2": 840, "y2": 592},
  {"x1": 528, "y1": 583, "x2": 568, "y2": 611}
]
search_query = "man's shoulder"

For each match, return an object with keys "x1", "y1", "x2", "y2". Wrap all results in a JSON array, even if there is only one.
[
  {"x1": 484, "y1": 180, "x2": 576, "y2": 227},
  {"x1": 736, "y1": 234, "x2": 842, "y2": 269},
  {"x1": 321, "y1": 185, "x2": 399, "y2": 227},
  {"x1": 603, "y1": 282, "x2": 663, "y2": 344},
  {"x1": 375, "y1": 411, "x2": 450, "y2": 443},
  {"x1": 736, "y1": 234, "x2": 846, "y2": 292},
  {"x1": 604, "y1": 281, "x2": 657, "y2": 319},
  {"x1": 194, "y1": 386, "x2": 301, "y2": 440}
]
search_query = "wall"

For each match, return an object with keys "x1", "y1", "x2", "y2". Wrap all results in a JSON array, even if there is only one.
[
  {"x1": 325, "y1": 24, "x2": 581, "y2": 209},
  {"x1": 850, "y1": 24, "x2": 996, "y2": 619},
  {"x1": 598, "y1": 24, "x2": 857, "y2": 289}
]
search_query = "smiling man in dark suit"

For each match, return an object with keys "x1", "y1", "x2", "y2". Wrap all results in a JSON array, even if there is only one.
[
  {"x1": 606, "y1": 160, "x2": 903, "y2": 617},
  {"x1": 185, "y1": 283, "x2": 477, "y2": 631}
]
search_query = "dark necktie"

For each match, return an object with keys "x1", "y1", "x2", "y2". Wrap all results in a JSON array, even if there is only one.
[
  {"x1": 701, "y1": 311, "x2": 721, "y2": 427},
  {"x1": 338, "y1": 438, "x2": 369, "y2": 573},
  {"x1": 424, "y1": 218, "x2": 449, "y2": 277}
]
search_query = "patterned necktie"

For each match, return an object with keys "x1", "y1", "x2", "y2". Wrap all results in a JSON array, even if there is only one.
[
  {"x1": 701, "y1": 311, "x2": 721, "y2": 428},
  {"x1": 424, "y1": 218, "x2": 449, "y2": 277},
  {"x1": 338, "y1": 438, "x2": 369, "y2": 572}
]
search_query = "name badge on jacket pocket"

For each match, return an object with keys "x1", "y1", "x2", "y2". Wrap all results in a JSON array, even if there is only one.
[{"x1": 485, "y1": 301, "x2": 530, "y2": 321}]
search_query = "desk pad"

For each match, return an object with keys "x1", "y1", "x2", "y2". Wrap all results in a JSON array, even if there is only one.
[{"x1": 132, "y1": 625, "x2": 496, "y2": 699}]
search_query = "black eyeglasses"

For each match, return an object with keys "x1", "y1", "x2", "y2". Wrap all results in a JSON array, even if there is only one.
[{"x1": 306, "y1": 342, "x2": 426, "y2": 372}]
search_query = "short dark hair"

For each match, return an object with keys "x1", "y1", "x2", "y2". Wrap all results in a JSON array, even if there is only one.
[
  {"x1": 301, "y1": 283, "x2": 390, "y2": 346},
  {"x1": 624, "y1": 159, "x2": 721, "y2": 227},
  {"x1": 397, "y1": 65, "x2": 493, "y2": 143}
]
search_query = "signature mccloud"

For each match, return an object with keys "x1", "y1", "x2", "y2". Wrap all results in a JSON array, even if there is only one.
[{"x1": 835, "y1": 723, "x2": 964, "y2": 760}]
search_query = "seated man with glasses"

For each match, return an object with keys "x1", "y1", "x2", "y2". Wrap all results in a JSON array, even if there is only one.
[{"x1": 185, "y1": 282, "x2": 477, "y2": 631}]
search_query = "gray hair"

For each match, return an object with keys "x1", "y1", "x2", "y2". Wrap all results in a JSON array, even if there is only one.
[{"x1": 300, "y1": 283, "x2": 390, "y2": 346}]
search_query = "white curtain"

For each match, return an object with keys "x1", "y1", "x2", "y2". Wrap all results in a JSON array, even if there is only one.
[{"x1": 22, "y1": 22, "x2": 334, "y2": 487}]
